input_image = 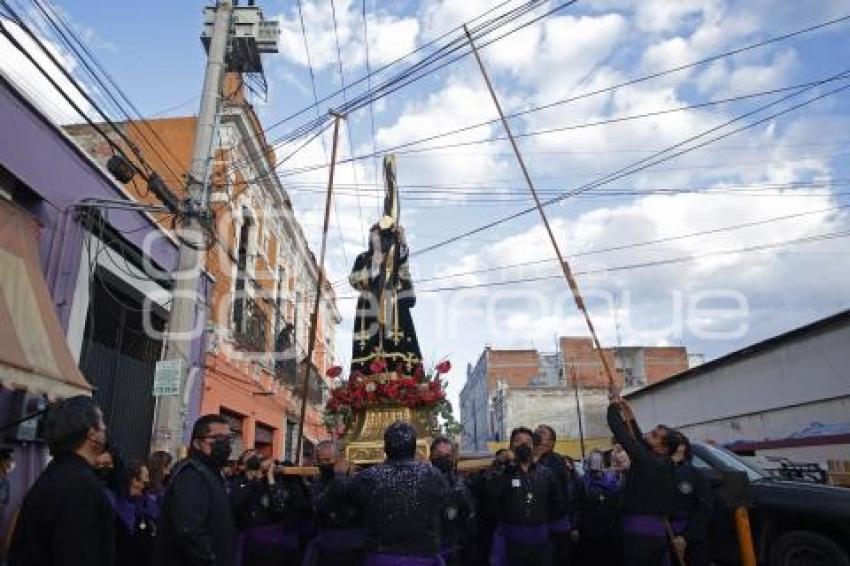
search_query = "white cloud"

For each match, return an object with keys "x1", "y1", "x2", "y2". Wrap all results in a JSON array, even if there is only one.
[
  {"x1": 276, "y1": 0, "x2": 419, "y2": 72},
  {"x1": 0, "y1": 19, "x2": 92, "y2": 124}
]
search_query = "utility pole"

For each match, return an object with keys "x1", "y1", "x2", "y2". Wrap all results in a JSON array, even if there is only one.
[
  {"x1": 295, "y1": 112, "x2": 344, "y2": 464},
  {"x1": 151, "y1": 0, "x2": 233, "y2": 456}
]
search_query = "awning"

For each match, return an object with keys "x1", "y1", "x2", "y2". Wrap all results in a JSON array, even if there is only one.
[{"x1": 0, "y1": 198, "x2": 91, "y2": 398}]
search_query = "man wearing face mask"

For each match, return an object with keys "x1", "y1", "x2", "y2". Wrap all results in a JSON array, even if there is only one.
[
  {"x1": 533, "y1": 424, "x2": 580, "y2": 564},
  {"x1": 303, "y1": 441, "x2": 365, "y2": 566},
  {"x1": 608, "y1": 397, "x2": 679, "y2": 566},
  {"x1": 9, "y1": 395, "x2": 116, "y2": 566},
  {"x1": 155, "y1": 414, "x2": 237, "y2": 566},
  {"x1": 231, "y1": 456, "x2": 309, "y2": 566},
  {"x1": 430, "y1": 436, "x2": 476, "y2": 566},
  {"x1": 485, "y1": 427, "x2": 564, "y2": 566}
]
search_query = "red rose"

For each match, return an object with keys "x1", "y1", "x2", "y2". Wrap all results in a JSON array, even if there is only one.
[
  {"x1": 429, "y1": 380, "x2": 442, "y2": 391},
  {"x1": 370, "y1": 358, "x2": 387, "y2": 374},
  {"x1": 326, "y1": 366, "x2": 342, "y2": 379},
  {"x1": 435, "y1": 360, "x2": 452, "y2": 375},
  {"x1": 413, "y1": 363, "x2": 425, "y2": 379}
]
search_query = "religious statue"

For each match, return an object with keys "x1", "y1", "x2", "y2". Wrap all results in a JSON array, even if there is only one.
[{"x1": 349, "y1": 155, "x2": 422, "y2": 376}]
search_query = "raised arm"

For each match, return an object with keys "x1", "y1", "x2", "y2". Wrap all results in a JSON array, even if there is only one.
[{"x1": 607, "y1": 401, "x2": 652, "y2": 466}]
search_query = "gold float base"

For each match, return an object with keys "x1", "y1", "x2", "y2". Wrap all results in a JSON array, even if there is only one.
[{"x1": 342, "y1": 402, "x2": 437, "y2": 465}]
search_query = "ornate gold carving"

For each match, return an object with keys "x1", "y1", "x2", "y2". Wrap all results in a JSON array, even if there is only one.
[{"x1": 342, "y1": 404, "x2": 437, "y2": 465}]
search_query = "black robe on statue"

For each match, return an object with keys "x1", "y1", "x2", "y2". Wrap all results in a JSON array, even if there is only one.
[{"x1": 349, "y1": 224, "x2": 422, "y2": 375}]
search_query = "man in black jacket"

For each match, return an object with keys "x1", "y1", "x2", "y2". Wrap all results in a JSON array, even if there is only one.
[
  {"x1": 430, "y1": 436, "x2": 476, "y2": 566},
  {"x1": 303, "y1": 440, "x2": 365, "y2": 566},
  {"x1": 670, "y1": 434, "x2": 713, "y2": 566},
  {"x1": 155, "y1": 414, "x2": 237, "y2": 566},
  {"x1": 607, "y1": 398, "x2": 679, "y2": 566},
  {"x1": 534, "y1": 424, "x2": 579, "y2": 564},
  {"x1": 230, "y1": 456, "x2": 309, "y2": 566},
  {"x1": 352, "y1": 420, "x2": 449, "y2": 564},
  {"x1": 486, "y1": 427, "x2": 564, "y2": 566},
  {"x1": 9, "y1": 395, "x2": 115, "y2": 566}
]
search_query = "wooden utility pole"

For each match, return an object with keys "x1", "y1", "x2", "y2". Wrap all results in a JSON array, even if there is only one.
[{"x1": 295, "y1": 112, "x2": 344, "y2": 464}]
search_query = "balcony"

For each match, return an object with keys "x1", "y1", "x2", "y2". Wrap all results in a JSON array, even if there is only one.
[{"x1": 233, "y1": 298, "x2": 267, "y2": 353}]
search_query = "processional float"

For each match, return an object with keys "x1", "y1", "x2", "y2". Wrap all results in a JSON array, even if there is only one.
[{"x1": 322, "y1": 155, "x2": 451, "y2": 465}]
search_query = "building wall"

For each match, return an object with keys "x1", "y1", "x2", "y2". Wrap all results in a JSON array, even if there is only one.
[
  {"x1": 560, "y1": 337, "x2": 689, "y2": 389},
  {"x1": 461, "y1": 339, "x2": 689, "y2": 452},
  {"x1": 0, "y1": 75, "x2": 207, "y2": 535},
  {"x1": 627, "y1": 317, "x2": 850, "y2": 463},
  {"x1": 460, "y1": 351, "x2": 490, "y2": 453},
  {"x1": 66, "y1": 98, "x2": 339, "y2": 459},
  {"x1": 492, "y1": 387, "x2": 611, "y2": 442}
]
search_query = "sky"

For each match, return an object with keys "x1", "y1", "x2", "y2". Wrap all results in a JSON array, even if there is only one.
[{"x1": 2, "y1": 0, "x2": 850, "y2": 413}]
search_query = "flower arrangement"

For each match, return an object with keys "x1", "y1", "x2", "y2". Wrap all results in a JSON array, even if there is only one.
[{"x1": 322, "y1": 358, "x2": 452, "y2": 432}]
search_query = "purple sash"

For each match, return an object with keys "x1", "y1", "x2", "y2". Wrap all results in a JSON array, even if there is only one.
[
  {"x1": 439, "y1": 544, "x2": 457, "y2": 562},
  {"x1": 302, "y1": 528, "x2": 366, "y2": 566},
  {"x1": 364, "y1": 552, "x2": 444, "y2": 566},
  {"x1": 238, "y1": 523, "x2": 298, "y2": 565},
  {"x1": 490, "y1": 524, "x2": 550, "y2": 566},
  {"x1": 548, "y1": 516, "x2": 572, "y2": 533},
  {"x1": 621, "y1": 514, "x2": 668, "y2": 538},
  {"x1": 244, "y1": 522, "x2": 299, "y2": 547}
]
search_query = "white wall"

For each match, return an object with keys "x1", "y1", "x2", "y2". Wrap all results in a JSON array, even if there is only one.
[
  {"x1": 66, "y1": 231, "x2": 171, "y2": 362},
  {"x1": 628, "y1": 319, "x2": 850, "y2": 461},
  {"x1": 500, "y1": 387, "x2": 611, "y2": 440}
]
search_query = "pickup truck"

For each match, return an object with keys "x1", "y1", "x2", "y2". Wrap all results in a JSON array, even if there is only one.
[{"x1": 690, "y1": 442, "x2": 850, "y2": 565}]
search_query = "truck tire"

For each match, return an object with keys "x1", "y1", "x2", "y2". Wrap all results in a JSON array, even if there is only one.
[{"x1": 770, "y1": 530, "x2": 850, "y2": 566}]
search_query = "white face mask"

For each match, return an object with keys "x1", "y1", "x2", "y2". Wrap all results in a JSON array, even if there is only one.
[{"x1": 5, "y1": 462, "x2": 15, "y2": 474}]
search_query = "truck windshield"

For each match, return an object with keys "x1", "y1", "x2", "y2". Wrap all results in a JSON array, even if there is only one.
[{"x1": 701, "y1": 444, "x2": 766, "y2": 482}]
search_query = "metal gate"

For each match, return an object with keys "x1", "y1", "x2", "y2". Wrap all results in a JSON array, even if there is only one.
[
  {"x1": 80, "y1": 341, "x2": 156, "y2": 461},
  {"x1": 78, "y1": 268, "x2": 165, "y2": 462}
]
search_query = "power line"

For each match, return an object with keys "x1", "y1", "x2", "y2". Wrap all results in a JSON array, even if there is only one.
[
  {"x1": 330, "y1": 229, "x2": 850, "y2": 300},
  {"x1": 410, "y1": 70, "x2": 850, "y2": 258},
  {"x1": 27, "y1": 0, "x2": 187, "y2": 184},
  {"x1": 219, "y1": 0, "x2": 577, "y2": 183},
  {"x1": 0, "y1": 5, "x2": 182, "y2": 214},
  {"x1": 284, "y1": 170, "x2": 850, "y2": 200},
  {"x1": 361, "y1": 0, "x2": 380, "y2": 216},
  {"x1": 390, "y1": 204, "x2": 850, "y2": 287},
  {"x1": 259, "y1": 9, "x2": 850, "y2": 182},
  {"x1": 329, "y1": 0, "x2": 367, "y2": 247},
  {"x1": 273, "y1": 76, "x2": 850, "y2": 178},
  {"x1": 293, "y1": 0, "x2": 348, "y2": 269},
  {"x1": 257, "y1": 0, "x2": 523, "y2": 137}
]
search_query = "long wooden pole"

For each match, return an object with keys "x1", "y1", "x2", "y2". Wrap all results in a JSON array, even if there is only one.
[
  {"x1": 734, "y1": 507, "x2": 758, "y2": 566},
  {"x1": 295, "y1": 112, "x2": 343, "y2": 464},
  {"x1": 463, "y1": 26, "x2": 618, "y2": 394}
]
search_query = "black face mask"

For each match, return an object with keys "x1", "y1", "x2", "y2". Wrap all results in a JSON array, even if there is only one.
[
  {"x1": 209, "y1": 438, "x2": 232, "y2": 467},
  {"x1": 431, "y1": 456, "x2": 454, "y2": 475},
  {"x1": 318, "y1": 464, "x2": 335, "y2": 480},
  {"x1": 514, "y1": 444, "x2": 533, "y2": 463}
]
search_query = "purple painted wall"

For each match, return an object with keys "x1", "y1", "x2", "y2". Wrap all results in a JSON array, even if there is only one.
[{"x1": 0, "y1": 76, "x2": 212, "y2": 536}]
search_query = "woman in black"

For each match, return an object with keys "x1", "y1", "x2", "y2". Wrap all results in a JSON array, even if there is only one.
[{"x1": 111, "y1": 460, "x2": 160, "y2": 566}]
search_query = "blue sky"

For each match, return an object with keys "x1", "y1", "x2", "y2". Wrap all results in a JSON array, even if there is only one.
[{"x1": 3, "y1": 0, "x2": 850, "y2": 410}]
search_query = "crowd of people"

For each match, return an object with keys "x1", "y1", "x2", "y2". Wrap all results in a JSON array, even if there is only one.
[{"x1": 4, "y1": 394, "x2": 713, "y2": 566}]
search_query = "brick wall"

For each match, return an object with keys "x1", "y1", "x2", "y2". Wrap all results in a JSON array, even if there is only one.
[
  {"x1": 560, "y1": 337, "x2": 688, "y2": 390},
  {"x1": 485, "y1": 349, "x2": 540, "y2": 390}
]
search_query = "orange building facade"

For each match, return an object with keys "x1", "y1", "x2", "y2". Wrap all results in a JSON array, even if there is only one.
[{"x1": 67, "y1": 81, "x2": 338, "y2": 461}]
